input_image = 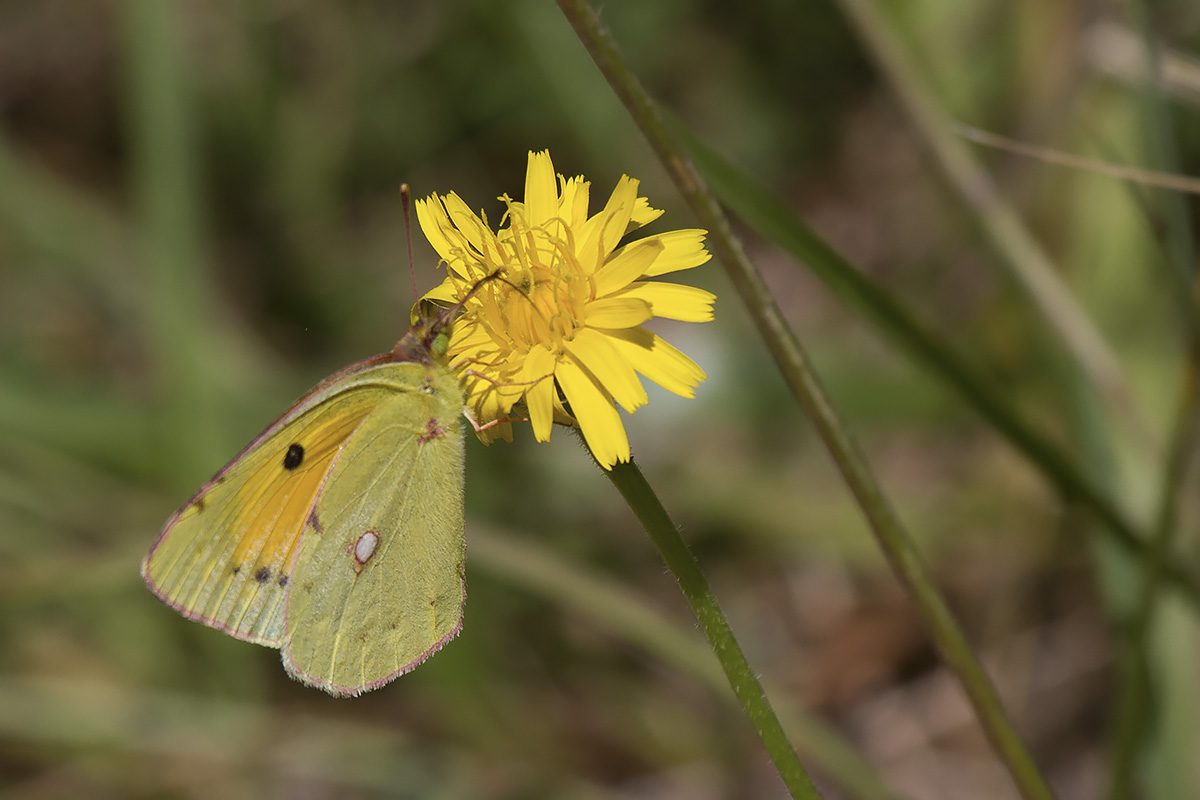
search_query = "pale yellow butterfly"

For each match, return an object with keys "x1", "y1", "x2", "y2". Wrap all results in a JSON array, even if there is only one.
[{"x1": 142, "y1": 285, "x2": 492, "y2": 697}]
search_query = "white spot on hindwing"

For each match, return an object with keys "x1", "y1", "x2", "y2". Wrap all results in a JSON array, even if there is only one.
[
  {"x1": 355, "y1": 531, "x2": 378, "y2": 563},
  {"x1": 348, "y1": 530, "x2": 379, "y2": 575}
]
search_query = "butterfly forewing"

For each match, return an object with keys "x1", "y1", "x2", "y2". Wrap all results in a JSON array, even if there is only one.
[
  {"x1": 282, "y1": 362, "x2": 466, "y2": 697},
  {"x1": 142, "y1": 369, "x2": 387, "y2": 645}
]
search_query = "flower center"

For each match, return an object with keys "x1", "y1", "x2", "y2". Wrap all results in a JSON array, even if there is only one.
[{"x1": 490, "y1": 219, "x2": 592, "y2": 353}]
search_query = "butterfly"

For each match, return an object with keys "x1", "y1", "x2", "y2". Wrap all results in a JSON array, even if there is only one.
[{"x1": 142, "y1": 302, "x2": 475, "y2": 698}]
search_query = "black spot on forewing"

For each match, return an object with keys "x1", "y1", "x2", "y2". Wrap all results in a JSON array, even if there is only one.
[
  {"x1": 254, "y1": 567, "x2": 271, "y2": 584},
  {"x1": 231, "y1": 565, "x2": 241, "y2": 575},
  {"x1": 282, "y1": 443, "x2": 305, "y2": 470},
  {"x1": 278, "y1": 574, "x2": 289, "y2": 587}
]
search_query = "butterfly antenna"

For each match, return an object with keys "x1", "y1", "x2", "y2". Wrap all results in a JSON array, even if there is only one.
[
  {"x1": 435, "y1": 271, "x2": 501, "y2": 328},
  {"x1": 428, "y1": 270, "x2": 537, "y2": 334},
  {"x1": 400, "y1": 183, "x2": 420, "y2": 316}
]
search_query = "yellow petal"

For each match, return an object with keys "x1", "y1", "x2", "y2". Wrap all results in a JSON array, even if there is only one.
[
  {"x1": 577, "y1": 175, "x2": 639, "y2": 271},
  {"x1": 610, "y1": 281, "x2": 715, "y2": 322},
  {"x1": 602, "y1": 326, "x2": 706, "y2": 398},
  {"x1": 521, "y1": 344, "x2": 557, "y2": 442},
  {"x1": 441, "y1": 192, "x2": 486, "y2": 252},
  {"x1": 475, "y1": 419, "x2": 513, "y2": 445},
  {"x1": 418, "y1": 277, "x2": 459, "y2": 311},
  {"x1": 506, "y1": 216, "x2": 556, "y2": 275},
  {"x1": 415, "y1": 196, "x2": 470, "y2": 273},
  {"x1": 559, "y1": 175, "x2": 591, "y2": 230},
  {"x1": 639, "y1": 230, "x2": 711, "y2": 276},
  {"x1": 448, "y1": 320, "x2": 494, "y2": 357},
  {"x1": 472, "y1": 388, "x2": 513, "y2": 445},
  {"x1": 442, "y1": 192, "x2": 504, "y2": 268},
  {"x1": 584, "y1": 296, "x2": 653, "y2": 328},
  {"x1": 524, "y1": 150, "x2": 558, "y2": 227},
  {"x1": 493, "y1": 379, "x2": 527, "y2": 415},
  {"x1": 469, "y1": 382, "x2": 506, "y2": 432},
  {"x1": 593, "y1": 239, "x2": 663, "y2": 298},
  {"x1": 550, "y1": 390, "x2": 571, "y2": 423},
  {"x1": 628, "y1": 196, "x2": 664, "y2": 231},
  {"x1": 556, "y1": 356, "x2": 630, "y2": 468},
  {"x1": 501, "y1": 199, "x2": 525, "y2": 224},
  {"x1": 564, "y1": 327, "x2": 647, "y2": 413}
]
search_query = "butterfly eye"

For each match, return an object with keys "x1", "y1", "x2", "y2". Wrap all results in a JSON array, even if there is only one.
[
  {"x1": 282, "y1": 444, "x2": 305, "y2": 470},
  {"x1": 431, "y1": 331, "x2": 450, "y2": 357}
]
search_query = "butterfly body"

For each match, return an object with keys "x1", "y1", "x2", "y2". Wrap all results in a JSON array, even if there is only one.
[{"x1": 143, "y1": 328, "x2": 467, "y2": 697}]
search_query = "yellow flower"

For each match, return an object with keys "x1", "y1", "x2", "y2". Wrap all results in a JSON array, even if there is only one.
[{"x1": 415, "y1": 150, "x2": 714, "y2": 469}]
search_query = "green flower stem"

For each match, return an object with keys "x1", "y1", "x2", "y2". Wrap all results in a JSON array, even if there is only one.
[
  {"x1": 556, "y1": 2, "x2": 1056, "y2": 799},
  {"x1": 593, "y1": 446, "x2": 822, "y2": 800}
]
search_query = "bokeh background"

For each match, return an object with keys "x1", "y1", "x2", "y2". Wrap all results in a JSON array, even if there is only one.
[{"x1": 3, "y1": 1, "x2": 1200, "y2": 798}]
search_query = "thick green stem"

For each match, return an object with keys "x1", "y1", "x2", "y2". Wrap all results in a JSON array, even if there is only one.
[{"x1": 594, "y1": 447, "x2": 821, "y2": 800}]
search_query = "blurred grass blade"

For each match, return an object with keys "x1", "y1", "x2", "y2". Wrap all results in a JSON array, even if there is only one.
[
  {"x1": 678, "y1": 125, "x2": 1200, "y2": 610},
  {"x1": 1128, "y1": 8, "x2": 1199, "y2": 322},
  {"x1": 833, "y1": 0, "x2": 1152, "y2": 445},
  {"x1": 122, "y1": 0, "x2": 224, "y2": 483},
  {"x1": 954, "y1": 125, "x2": 1200, "y2": 197}
]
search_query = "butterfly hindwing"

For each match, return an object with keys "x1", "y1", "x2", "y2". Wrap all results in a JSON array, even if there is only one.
[
  {"x1": 282, "y1": 361, "x2": 466, "y2": 697},
  {"x1": 141, "y1": 358, "x2": 394, "y2": 646}
]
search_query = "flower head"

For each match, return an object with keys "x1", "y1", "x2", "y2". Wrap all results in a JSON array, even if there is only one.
[{"x1": 415, "y1": 150, "x2": 714, "y2": 468}]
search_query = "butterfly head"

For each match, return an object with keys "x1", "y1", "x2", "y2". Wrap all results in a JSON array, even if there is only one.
[
  {"x1": 391, "y1": 270, "x2": 505, "y2": 365},
  {"x1": 391, "y1": 315, "x2": 451, "y2": 365},
  {"x1": 430, "y1": 329, "x2": 451, "y2": 359}
]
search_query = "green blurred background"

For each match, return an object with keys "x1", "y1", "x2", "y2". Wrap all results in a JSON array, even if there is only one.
[{"x1": 3, "y1": 1, "x2": 1200, "y2": 798}]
